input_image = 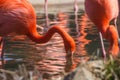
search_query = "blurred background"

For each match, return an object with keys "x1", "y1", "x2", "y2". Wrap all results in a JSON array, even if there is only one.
[{"x1": 29, "y1": 0, "x2": 85, "y2": 13}]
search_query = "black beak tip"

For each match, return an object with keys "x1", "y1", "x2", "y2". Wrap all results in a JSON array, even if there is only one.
[{"x1": 118, "y1": 39, "x2": 120, "y2": 47}]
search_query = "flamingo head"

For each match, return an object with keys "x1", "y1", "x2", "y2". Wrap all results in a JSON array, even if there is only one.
[{"x1": 63, "y1": 36, "x2": 76, "y2": 59}]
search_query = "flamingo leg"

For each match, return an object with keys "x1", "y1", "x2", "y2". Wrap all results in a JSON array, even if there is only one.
[
  {"x1": 99, "y1": 32, "x2": 106, "y2": 59},
  {"x1": 0, "y1": 37, "x2": 5, "y2": 59},
  {"x1": 74, "y1": 0, "x2": 78, "y2": 15},
  {"x1": 74, "y1": 0, "x2": 80, "y2": 37},
  {"x1": 44, "y1": 0, "x2": 49, "y2": 32}
]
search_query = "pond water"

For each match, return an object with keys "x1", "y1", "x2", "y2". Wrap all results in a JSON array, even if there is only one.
[{"x1": 1, "y1": 6, "x2": 110, "y2": 79}]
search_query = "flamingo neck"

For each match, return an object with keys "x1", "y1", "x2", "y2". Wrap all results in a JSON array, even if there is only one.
[
  {"x1": 97, "y1": 24, "x2": 119, "y2": 54},
  {"x1": 106, "y1": 25, "x2": 118, "y2": 45},
  {"x1": 27, "y1": 26, "x2": 70, "y2": 43},
  {"x1": 105, "y1": 25, "x2": 119, "y2": 56},
  {"x1": 27, "y1": 25, "x2": 75, "y2": 53}
]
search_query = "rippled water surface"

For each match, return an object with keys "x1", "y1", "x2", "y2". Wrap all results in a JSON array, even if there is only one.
[{"x1": 1, "y1": 6, "x2": 110, "y2": 79}]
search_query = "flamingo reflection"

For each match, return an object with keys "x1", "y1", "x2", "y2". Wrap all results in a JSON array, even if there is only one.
[{"x1": 78, "y1": 14, "x2": 91, "y2": 56}]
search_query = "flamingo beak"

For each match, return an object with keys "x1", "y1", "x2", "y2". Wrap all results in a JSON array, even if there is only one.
[
  {"x1": 118, "y1": 39, "x2": 120, "y2": 48},
  {"x1": 66, "y1": 50, "x2": 73, "y2": 58},
  {"x1": 66, "y1": 50, "x2": 74, "y2": 64}
]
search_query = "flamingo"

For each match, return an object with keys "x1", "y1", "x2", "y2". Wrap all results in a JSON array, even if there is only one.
[
  {"x1": 85, "y1": 0, "x2": 119, "y2": 57},
  {"x1": 0, "y1": 0, "x2": 76, "y2": 59}
]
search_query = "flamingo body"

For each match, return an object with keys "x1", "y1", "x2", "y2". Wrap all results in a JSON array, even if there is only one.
[
  {"x1": 0, "y1": 0, "x2": 35, "y2": 36},
  {"x1": 0, "y1": 0, "x2": 76, "y2": 57},
  {"x1": 85, "y1": 0, "x2": 119, "y2": 57}
]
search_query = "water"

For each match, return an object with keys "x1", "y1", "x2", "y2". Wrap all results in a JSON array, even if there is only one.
[{"x1": 1, "y1": 8, "x2": 110, "y2": 79}]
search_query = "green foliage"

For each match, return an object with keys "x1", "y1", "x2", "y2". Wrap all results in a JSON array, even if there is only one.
[{"x1": 103, "y1": 55, "x2": 120, "y2": 80}]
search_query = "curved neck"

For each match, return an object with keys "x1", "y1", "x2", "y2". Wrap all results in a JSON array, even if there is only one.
[
  {"x1": 27, "y1": 25, "x2": 75, "y2": 53},
  {"x1": 105, "y1": 25, "x2": 119, "y2": 56},
  {"x1": 27, "y1": 26, "x2": 72, "y2": 44},
  {"x1": 105, "y1": 25, "x2": 118, "y2": 44}
]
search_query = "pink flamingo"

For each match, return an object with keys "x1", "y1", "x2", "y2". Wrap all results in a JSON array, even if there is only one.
[
  {"x1": 0, "y1": 0, "x2": 76, "y2": 59},
  {"x1": 85, "y1": 0, "x2": 119, "y2": 57}
]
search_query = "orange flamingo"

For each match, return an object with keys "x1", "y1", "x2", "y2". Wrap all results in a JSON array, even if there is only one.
[
  {"x1": 85, "y1": 0, "x2": 119, "y2": 57},
  {"x1": 0, "y1": 0, "x2": 76, "y2": 59}
]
